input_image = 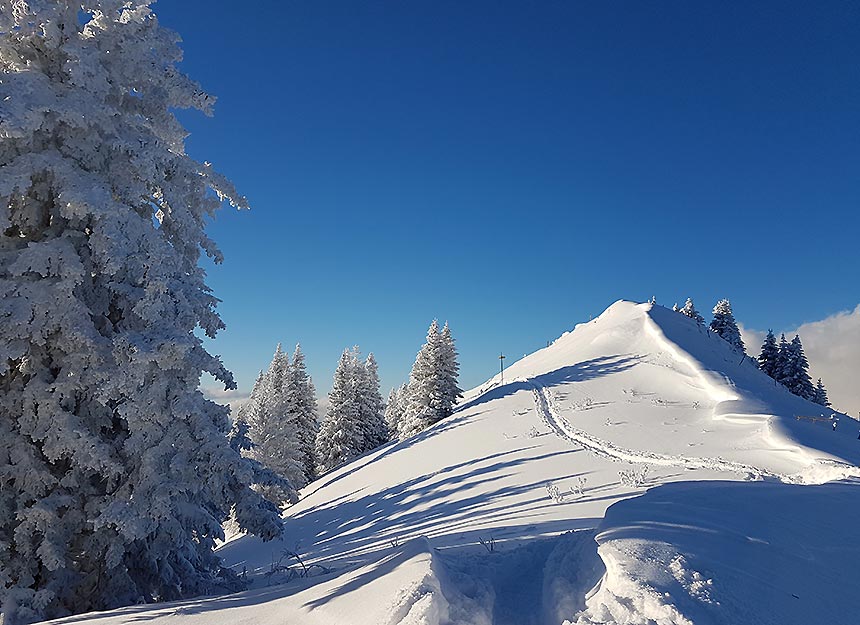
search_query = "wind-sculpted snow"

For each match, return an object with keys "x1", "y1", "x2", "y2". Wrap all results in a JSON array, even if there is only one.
[
  {"x1": 46, "y1": 301, "x2": 860, "y2": 625},
  {"x1": 570, "y1": 480, "x2": 860, "y2": 625}
]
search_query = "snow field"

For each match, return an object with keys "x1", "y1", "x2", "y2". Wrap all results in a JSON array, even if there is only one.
[{"x1": 46, "y1": 301, "x2": 860, "y2": 625}]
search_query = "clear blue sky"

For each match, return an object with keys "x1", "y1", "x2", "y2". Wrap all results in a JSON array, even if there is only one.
[{"x1": 154, "y1": 1, "x2": 860, "y2": 397}]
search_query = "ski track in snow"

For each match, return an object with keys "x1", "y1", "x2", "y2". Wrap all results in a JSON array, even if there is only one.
[{"x1": 529, "y1": 382, "x2": 774, "y2": 481}]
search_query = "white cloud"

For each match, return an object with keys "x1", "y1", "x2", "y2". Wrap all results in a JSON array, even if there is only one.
[
  {"x1": 201, "y1": 386, "x2": 250, "y2": 414},
  {"x1": 794, "y1": 305, "x2": 860, "y2": 418},
  {"x1": 740, "y1": 306, "x2": 860, "y2": 417},
  {"x1": 738, "y1": 324, "x2": 765, "y2": 360}
]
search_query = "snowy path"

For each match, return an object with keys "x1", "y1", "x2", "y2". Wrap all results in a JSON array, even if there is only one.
[{"x1": 530, "y1": 381, "x2": 774, "y2": 481}]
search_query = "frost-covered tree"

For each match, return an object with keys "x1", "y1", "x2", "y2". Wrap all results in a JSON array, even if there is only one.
[
  {"x1": 358, "y1": 353, "x2": 389, "y2": 451},
  {"x1": 384, "y1": 383, "x2": 408, "y2": 436},
  {"x1": 679, "y1": 298, "x2": 705, "y2": 325},
  {"x1": 241, "y1": 345, "x2": 305, "y2": 492},
  {"x1": 774, "y1": 333, "x2": 791, "y2": 386},
  {"x1": 780, "y1": 335, "x2": 815, "y2": 400},
  {"x1": 672, "y1": 302, "x2": 680, "y2": 312},
  {"x1": 284, "y1": 344, "x2": 318, "y2": 483},
  {"x1": 315, "y1": 349, "x2": 364, "y2": 474},
  {"x1": 758, "y1": 330, "x2": 779, "y2": 379},
  {"x1": 0, "y1": 4, "x2": 282, "y2": 621},
  {"x1": 399, "y1": 321, "x2": 443, "y2": 439},
  {"x1": 811, "y1": 378, "x2": 831, "y2": 407},
  {"x1": 399, "y1": 320, "x2": 462, "y2": 439},
  {"x1": 709, "y1": 299, "x2": 745, "y2": 352},
  {"x1": 438, "y1": 322, "x2": 463, "y2": 419}
]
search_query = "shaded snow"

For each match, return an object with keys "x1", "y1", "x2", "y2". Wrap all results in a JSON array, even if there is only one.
[{"x1": 572, "y1": 480, "x2": 860, "y2": 625}]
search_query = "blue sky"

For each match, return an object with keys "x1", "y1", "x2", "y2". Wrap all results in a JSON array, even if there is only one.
[{"x1": 154, "y1": 1, "x2": 860, "y2": 398}]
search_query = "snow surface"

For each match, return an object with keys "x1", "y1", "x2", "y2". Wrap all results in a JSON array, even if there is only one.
[{"x1": 45, "y1": 301, "x2": 860, "y2": 625}]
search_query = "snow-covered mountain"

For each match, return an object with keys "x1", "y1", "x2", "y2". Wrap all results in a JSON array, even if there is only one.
[{"x1": 46, "y1": 301, "x2": 860, "y2": 625}]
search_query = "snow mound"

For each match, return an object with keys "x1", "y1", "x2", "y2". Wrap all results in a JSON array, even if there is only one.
[
  {"x1": 571, "y1": 480, "x2": 860, "y2": 625},
  {"x1": 46, "y1": 538, "x2": 489, "y2": 625}
]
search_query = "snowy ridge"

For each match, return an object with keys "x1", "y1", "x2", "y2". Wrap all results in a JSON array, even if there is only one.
[{"x1": 46, "y1": 300, "x2": 860, "y2": 625}]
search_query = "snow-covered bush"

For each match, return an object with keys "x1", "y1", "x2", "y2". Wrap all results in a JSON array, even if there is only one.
[
  {"x1": 619, "y1": 465, "x2": 651, "y2": 487},
  {"x1": 546, "y1": 481, "x2": 569, "y2": 503},
  {"x1": 679, "y1": 298, "x2": 705, "y2": 326},
  {"x1": 0, "y1": 3, "x2": 282, "y2": 621}
]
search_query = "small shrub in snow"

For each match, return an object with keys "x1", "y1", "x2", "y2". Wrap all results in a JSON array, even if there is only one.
[
  {"x1": 527, "y1": 425, "x2": 542, "y2": 438},
  {"x1": 547, "y1": 480, "x2": 577, "y2": 503},
  {"x1": 478, "y1": 536, "x2": 497, "y2": 553},
  {"x1": 572, "y1": 476, "x2": 588, "y2": 498},
  {"x1": 265, "y1": 548, "x2": 332, "y2": 585},
  {"x1": 546, "y1": 481, "x2": 564, "y2": 503},
  {"x1": 619, "y1": 465, "x2": 650, "y2": 487}
]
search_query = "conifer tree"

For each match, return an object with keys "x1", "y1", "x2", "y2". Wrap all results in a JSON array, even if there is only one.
[
  {"x1": 439, "y1": 322, "x2": 464, "y2": 419},
  {"x1": 384, "y1": 384, "x2": 408, "y2": 436},
  {"x1": 285, "y1": 344, "x2": 318, "y2": 483},
  {"x1": 358, "y1": 353, "x2": 389, "y2": 451},
  {"x1": 781, "y1": 335, "x2": 815, "y2": 400},
  {"x1": 812, "y1": 378, "x2": 831, "y2": 407},
  {"x1": 758, "y1": 331, "x2": 780, "y2": 379},
  {"x1": 679, "y1": 298, "x2": 705, "y2": 325},
  {"x1": 774, "y1": 333, "x2": 791, "y2": 385},
  {"x1": 315, "y1": 350, "x2": 363, "y2": 474},
  {"x1": 399, "y1": 320, "x2": 462, "y2": 439},
  {"x1": 709, "y1": 299, "x2": 745, "y2": 352},
  {"x1": 0, "y1": 4, "x2": 282, "y2": 620},
  {"x1": 399, "y1": 321, "x2": 444, "y2": 438},
  {"x1": 243, "y1": 345, "x2": 305, "y2": 491}
]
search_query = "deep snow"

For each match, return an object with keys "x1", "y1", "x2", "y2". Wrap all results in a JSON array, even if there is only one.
[{"x1": 45, "y1": 301, "x2": 860, "y2": 625}]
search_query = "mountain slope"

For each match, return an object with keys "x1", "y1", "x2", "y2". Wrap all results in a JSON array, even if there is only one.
[{"x1": 46, "y1": 301, "x2": 860, "y2": 625}]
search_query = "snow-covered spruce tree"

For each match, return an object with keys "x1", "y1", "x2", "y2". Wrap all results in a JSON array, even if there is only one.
[
  {"x1": 315, "y1": 349, "x2": 364, "y2": 474},
  {"x1": 758, "y1": 330, "x2": 779, "y2": 379},
  {"x1": 399, "y1": 320, "x2": 461, "y2": 439},
  {"x1": 242, "y1": 345, "x2": 305, "y2": 492},
  {"x1": 781, "y1": 335, "x2": 815, "y2": 400},
  {"x1": 709, "y1": 299, "x2": 745, "y2": 352},
  {"x1": 0, "y1": 4, "x2": 283, "y2": 622},
  {"x1": 227, "y1": 411, "x2": 295, "y2": 503},
  {"x1": 438, "y1": 322, "x2": 463, "y2": 419},
  {"x1": 774, "y1": 333, "x2": 791, "y2": 386},
  {"x1": 679, "y1": 298, "x2": 705, "y2": 326},
  {"x1": 398, "y1": 320, "x2": 443, "y2": 439},
  {"x1": 284, "y1": 344, "x2": 318, "y2": 484},
  {"x1": 812, "y1": 378, "x2": 831, "y2": 407},
  {"x1": 384, "y1": 383, "x2": 408, "y2": 437},
  {"x1": 357, "y1": 353, "x2": 389, "y2": 452}
]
